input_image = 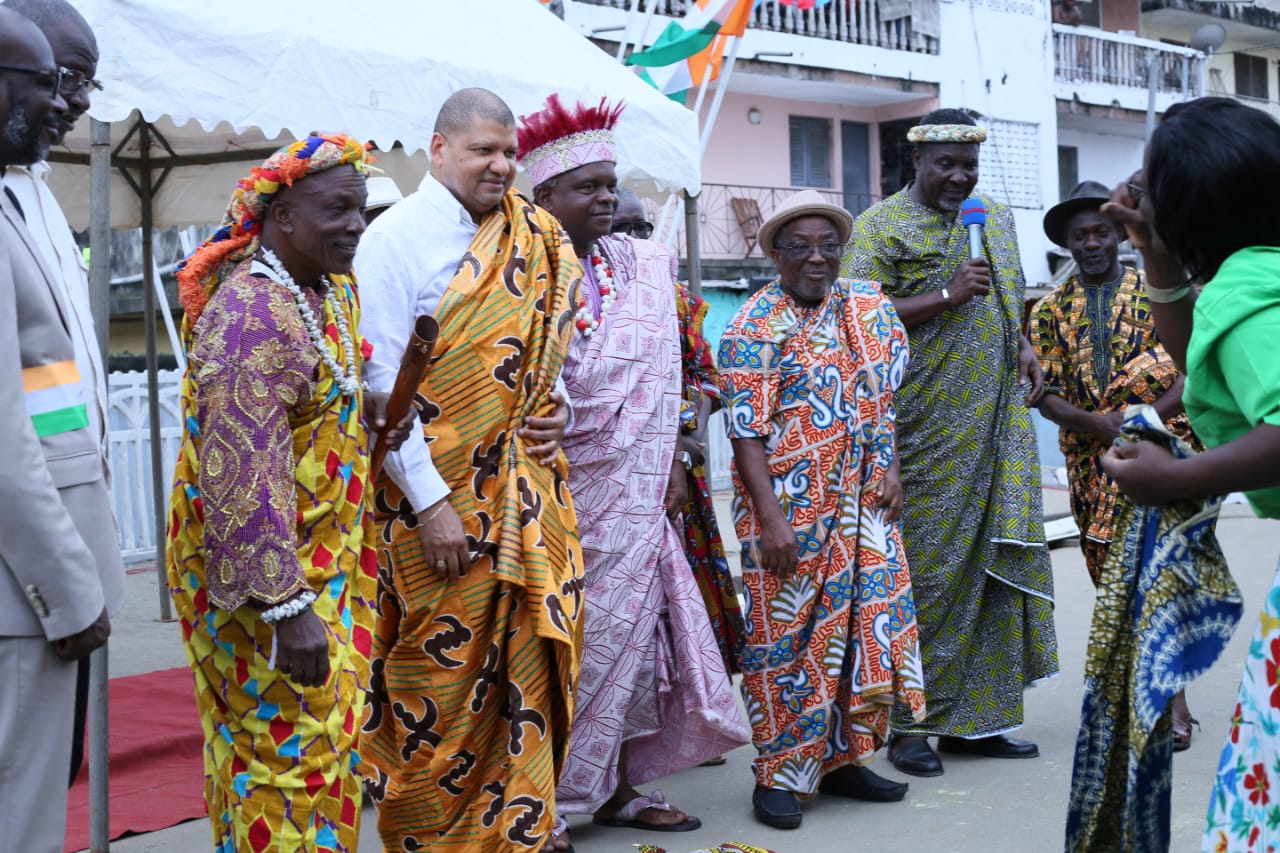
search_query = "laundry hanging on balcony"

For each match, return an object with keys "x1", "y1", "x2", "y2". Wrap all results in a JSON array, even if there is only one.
[{"x1": 874, "y1": 0, "x2": 940, "y2": 41}]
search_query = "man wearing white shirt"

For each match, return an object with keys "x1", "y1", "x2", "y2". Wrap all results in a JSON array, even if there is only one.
[
  {"x1": 355, "y1": 87, "x2": 583, "y2": 853},
  {"x1": 356, "y1": 97, "x2": 571, "y2": 564},
  {"x1": 2, "y1": 0, "x2": 123, "y2": 789}
]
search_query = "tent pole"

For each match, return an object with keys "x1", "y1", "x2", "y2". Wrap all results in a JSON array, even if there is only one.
[
  {"x1": 88, "y1": 120, "x2": 111, "y2": 362},
  {"x1": 87, "y1": 117, "x2": 111, "y2": 853},
  {"x1": 683, "y1": 190, "x2": 702, "y2": 297},
  {"x1": 140, "y1": 122, "x2": 172, "y2": 623}
]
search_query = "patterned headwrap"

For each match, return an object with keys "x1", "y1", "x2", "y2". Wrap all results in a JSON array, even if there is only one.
[
  {"x1": 517, "y1": 94, "x2": 625, "y2": 188},
  {"x1": 906, "y1": 123, "x2": 989, "y2": 144},
  {"x1": 177, "y1": 133, "x2": 375, "y2": 323}
]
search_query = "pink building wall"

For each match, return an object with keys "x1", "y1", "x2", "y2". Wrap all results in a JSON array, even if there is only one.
[{"x1": 699, "y1": 90, "x2": 938, "y2": 197}]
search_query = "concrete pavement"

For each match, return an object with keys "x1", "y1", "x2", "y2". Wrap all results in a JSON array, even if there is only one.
[{"x1": 88, "y1": 490, "x2": 1279, "y2": 852}]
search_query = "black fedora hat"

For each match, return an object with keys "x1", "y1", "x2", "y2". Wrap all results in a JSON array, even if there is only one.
[{"x1": 1043, "y1": 180, "x2": 1112, "y2": 247}]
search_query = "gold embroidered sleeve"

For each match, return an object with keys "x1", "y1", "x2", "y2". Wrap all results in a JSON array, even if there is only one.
[{"x1": 189, "y1": 279, "x2": 316, "y2": 610}]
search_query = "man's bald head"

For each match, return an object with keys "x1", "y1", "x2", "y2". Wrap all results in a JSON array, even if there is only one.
[
  {"x1": 433, "y1": 88, "x2": 514, "y2": 137},
  {"x1": 0, "y1": 6, "x2": 65, "y2": 167},
  {"x1": 2, "y1": 0, "x2": 94, "y2": 45},
  {"x1": 4, "y1": 0, "x2": 98, "y2": 144},
  {"x1": 0, "y1": 4, "x2": 45, "y2": 52}
]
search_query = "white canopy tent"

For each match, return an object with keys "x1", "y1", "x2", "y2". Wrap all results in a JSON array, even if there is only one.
[
  {"x1": 51, "y1": 0, "x2": 701, "y2": 227},
  {"x1": 49, "y1": 0, "x2": 702, "y2": 617},
  {"x1": 42, "y1": 2, "x2": 700, "y2": 846}
]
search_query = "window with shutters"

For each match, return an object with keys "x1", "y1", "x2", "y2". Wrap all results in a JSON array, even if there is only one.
[
  {"x1": 1058, "y1": 146, "x2": 1078, "y2": 204},
  {"x1": 790, "y1": 116, "x2": 832, "y2": 188},
  {"x1": 1235, "y1": 53, "x2": 1269, "y2": 101}
]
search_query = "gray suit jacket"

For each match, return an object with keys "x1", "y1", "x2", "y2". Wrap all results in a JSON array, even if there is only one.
[{"x1": 0, "y1": 189, "x2": 124, "y2": 640}]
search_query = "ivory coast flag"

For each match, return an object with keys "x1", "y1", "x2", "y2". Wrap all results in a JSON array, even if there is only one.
[{"x1": 626, "y1": 0, "x2": 756, "y2": 100}]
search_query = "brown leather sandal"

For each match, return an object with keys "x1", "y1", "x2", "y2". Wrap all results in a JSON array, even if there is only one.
[{"x1": 1172, "y1": 706, "x2": 1200, "y2": 752}]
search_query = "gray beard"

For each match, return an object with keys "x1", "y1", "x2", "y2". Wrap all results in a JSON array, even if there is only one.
[{"x1": 2, "y1": 104, "x2": 49, "y2": 166}]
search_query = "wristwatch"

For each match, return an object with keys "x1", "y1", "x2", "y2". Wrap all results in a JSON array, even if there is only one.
[
  {"x1": 940, "y1": 286, "x2": 953, "y2": 307},
  {"x1": 675, "y1": 450, "x2": 694, "y2": 470}
]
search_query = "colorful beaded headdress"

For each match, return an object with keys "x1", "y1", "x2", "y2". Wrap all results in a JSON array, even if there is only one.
[
  {"x1": 177, "y1": 133, "x2": 375, "y2": 323},
  {"x1": 906, "y1": 123, "x2": 988, "y2": 144},
  {"x1": 517, "y1": 94, "x2": 625, "y2": 188}
]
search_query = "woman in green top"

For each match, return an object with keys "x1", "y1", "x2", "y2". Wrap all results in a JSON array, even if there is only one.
[{"x1": 1101, "y1": 97, "x2": 1280, "y2": 853}]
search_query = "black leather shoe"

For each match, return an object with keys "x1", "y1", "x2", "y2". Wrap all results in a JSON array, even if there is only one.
[
  {"x1": 752, "y1": 785, "x2": 802, "y2": 829},
  {"x1": 936, "y1": 734, "x2": 1040, "y2": 759},
  {"x1": 888, "y1": 734, "x2": 944, "y2": 777},
  {"x1": 819, "y1": 765, "x2": 909, "y2": 802}
]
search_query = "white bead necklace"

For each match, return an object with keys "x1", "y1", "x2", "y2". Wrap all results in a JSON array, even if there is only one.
[
  {"x1": 258, "y1": 248, "x2": 361, "y2": 397},
  {"x1": 574, "y1": 244, "x2": 616, "y2": 338}
]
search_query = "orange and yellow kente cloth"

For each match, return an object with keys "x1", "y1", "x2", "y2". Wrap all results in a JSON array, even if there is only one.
[
  {"x1": 167, "y1": 260, "x2": 378, "y2": 852},
  {"x1": 362, "y1": 189, "x2": 585, "y2": 852}
]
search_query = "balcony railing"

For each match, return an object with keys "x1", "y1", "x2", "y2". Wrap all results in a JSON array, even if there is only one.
[
  {"x1": 576, "y1": 0, "x2": 939, "y2": 55},
  {"x1": 1141, "y1": 0, "x2": 1280, "y2": 33},
  {"x1": 656, "y1": 182, "x2": 878, "y2": 261},
  {"x1": 1053, "y1": 24, "x2": 1204, "y2": 96}
]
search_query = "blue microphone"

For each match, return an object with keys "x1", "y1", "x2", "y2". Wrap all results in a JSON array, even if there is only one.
[{"x1": 961, "y1": 197, "x2": 987, "y2": 260}]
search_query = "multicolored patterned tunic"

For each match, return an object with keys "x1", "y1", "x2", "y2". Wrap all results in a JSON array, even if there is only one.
[
  {"x1": 717, "y1": 276, "x2": 925, "y2": 793},
  {"x1": 844, "y1": 189, "x2": 1059, "y2": 737},
  {"x1": 167, "y1": 260, "x2": 377, "y2": 852},
  {"x1": 557, "y1": 235, "x2": 749, "y2": 815},
  {"x1": 362, "y1": 191, "x2": 585, "y2": 852},
  {"x1": 1066, "y1": 406, "x2": 1239, "y2": 853},
  {"x1": 675, "y1": 282, "x2": 747, "y2": 674},
  {"x1": 1032, "y1": 268, "x2": 1198, "y2": 582}
]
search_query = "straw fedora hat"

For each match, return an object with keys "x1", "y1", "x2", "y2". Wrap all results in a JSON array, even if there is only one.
[
  {"x1": 758, "y1": 190, "x2": 854, "y2": 254},
  {"x1": 365, "y1": 176, "x2": 404, "y2": 214},
  {"x1": 1042, "y1": 180, "x2": 1112, "y2": 247}
]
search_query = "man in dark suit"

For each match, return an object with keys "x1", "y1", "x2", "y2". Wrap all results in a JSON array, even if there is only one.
[{"x1": 0, "y1": 9, "x2": 125, "y2": 851}]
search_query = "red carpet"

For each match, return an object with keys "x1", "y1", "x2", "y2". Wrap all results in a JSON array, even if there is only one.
[{"x1": 64, "y1": 666, "x2": 207, "y2": 852}]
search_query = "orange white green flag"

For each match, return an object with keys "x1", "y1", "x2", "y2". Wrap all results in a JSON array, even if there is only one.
[{"x1": 626, "y1": 0, "x2": 755, "y2": 100}]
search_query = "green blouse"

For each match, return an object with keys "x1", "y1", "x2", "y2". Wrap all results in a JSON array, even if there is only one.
[{"x1": 1183, "y1": 246, "x2": 1280, "y2": 518}]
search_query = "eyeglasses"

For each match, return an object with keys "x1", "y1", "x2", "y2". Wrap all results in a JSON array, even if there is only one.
[
  {"x1": 611, "y1": 220, "x2": 654, "y2": 239},
  {"x1": 776, "y1": 241, "x2": 842, "y2": 261},
  {"x1": 0, "y1": 64, "x2": 66, "y2": 100},
  {"x1": 1127, "y1": 182, "x2": 1148, "y2": 203},
  {"x1": 57, "y1": 66, "x2": 103, "y2": 97}
]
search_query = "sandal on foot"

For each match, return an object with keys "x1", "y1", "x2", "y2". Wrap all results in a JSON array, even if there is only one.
[
  {"x1": 1172, "y1": 714, "x2": 1200, "y2": 753},
  {"x1": 592, "y1": 789, "x2": 702, "y2": 832},
  {"x1": 542, "y1": 816, "x2": 573, "y2": 853}
]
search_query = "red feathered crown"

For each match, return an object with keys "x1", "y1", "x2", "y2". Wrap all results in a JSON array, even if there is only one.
[{"x1": 518, "y1": 94, "x2": 626, "y2": 187}]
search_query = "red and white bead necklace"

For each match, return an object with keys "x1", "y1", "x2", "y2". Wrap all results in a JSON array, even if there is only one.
[{"x1": 574, "y1": 244, "x2": 616, "y2": 337}]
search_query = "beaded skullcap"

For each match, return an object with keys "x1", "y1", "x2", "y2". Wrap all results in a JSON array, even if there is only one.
[{"x1": 906, "y1": 124, "x2": 989, "y2": 144}]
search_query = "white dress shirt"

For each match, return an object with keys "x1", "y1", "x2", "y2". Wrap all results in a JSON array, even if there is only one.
[
  {"x1": 3, "y1": 162, "x2": 110, "y2": 478},
  {"x1": 355, "y1": 173, "x2": 572, "y2": 515}
]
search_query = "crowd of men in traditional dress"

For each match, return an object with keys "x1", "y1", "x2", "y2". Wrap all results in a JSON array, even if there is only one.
[{"x1": 4, "y1": 2, "x2": 1280, "y2": 852}]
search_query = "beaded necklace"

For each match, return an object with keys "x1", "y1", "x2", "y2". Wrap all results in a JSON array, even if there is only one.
[
  {"x1": 574, "y1": 243, "x2": 617, "y2": 337},
  {"x1": 257, "y1": 248, "x2": 361, "y2": 396}
]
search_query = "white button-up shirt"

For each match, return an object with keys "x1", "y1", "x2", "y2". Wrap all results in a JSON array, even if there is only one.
[
  {"x1": 4, "y1": 162, "x2": 110, "y2": 477},
  {"x1": 355, "y1": 172, "x2": 571, "y2": 515}
]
